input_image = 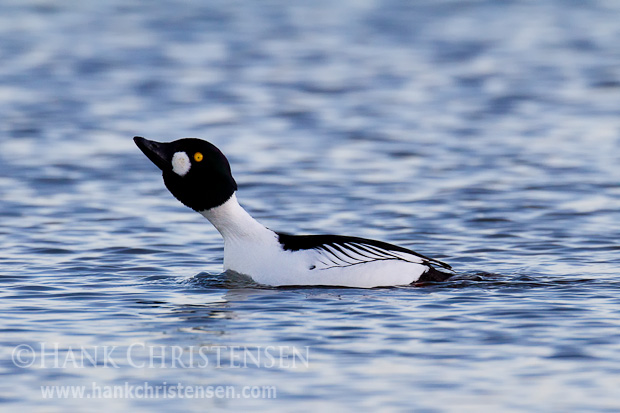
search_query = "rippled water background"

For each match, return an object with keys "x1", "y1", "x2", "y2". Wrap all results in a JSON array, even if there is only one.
[{"x1": 2, "y1": 0, "x2": 620, "y2": 411}]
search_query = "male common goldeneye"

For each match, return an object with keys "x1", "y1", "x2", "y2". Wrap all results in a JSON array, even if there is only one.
[{"x1": 134, "y1": 136, "x2": 453, "y2": 288}]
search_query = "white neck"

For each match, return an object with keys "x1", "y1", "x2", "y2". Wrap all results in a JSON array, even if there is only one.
[{"x1": 199, "y1": 193, "x2": 272, "y2": 241}]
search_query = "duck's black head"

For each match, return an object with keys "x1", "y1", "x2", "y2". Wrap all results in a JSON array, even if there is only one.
[{"x1": 134, "y1": 136, "x2": 237, "y2": 211}]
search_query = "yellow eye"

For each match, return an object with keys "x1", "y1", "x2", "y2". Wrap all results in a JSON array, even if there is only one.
[{"x1": 194, "y1": 152, "x2": 203, "y2": 162}]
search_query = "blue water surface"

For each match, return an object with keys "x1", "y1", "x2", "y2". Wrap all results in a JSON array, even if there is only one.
[{"x1": 1, "y1": 0, "x2": 620, "y2": 411}]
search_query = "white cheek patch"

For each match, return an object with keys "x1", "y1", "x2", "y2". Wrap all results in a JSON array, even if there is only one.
[{"x1": 172, "y1": 152, "x2": 191, "y2": 176}]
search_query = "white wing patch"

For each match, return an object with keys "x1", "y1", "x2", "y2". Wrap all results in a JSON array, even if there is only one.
[{"x1": 310, "y1": 242, "x2": 426, "y2": 270}]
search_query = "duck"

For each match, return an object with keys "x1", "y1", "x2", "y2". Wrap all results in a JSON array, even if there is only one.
[{"x1": 134, "y1": 136, "x2": 453, "y2": 288}]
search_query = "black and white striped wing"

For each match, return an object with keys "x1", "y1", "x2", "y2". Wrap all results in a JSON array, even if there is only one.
[
  {"x1": 308, "y1": 241, "x2": 428, "y2": 270},
  {"x1": 277, "y1": 233, "x2": 451, "y2": 271}
]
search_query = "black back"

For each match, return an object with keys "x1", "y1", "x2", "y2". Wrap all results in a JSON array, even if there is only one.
[{"x1": 277, "y1": 232, "x2": 452, "y2": 270}]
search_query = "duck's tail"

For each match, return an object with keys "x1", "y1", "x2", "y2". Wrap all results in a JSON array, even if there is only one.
[{"x1": 417, "y1": 266, "x2": 454, "y2": 282}]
